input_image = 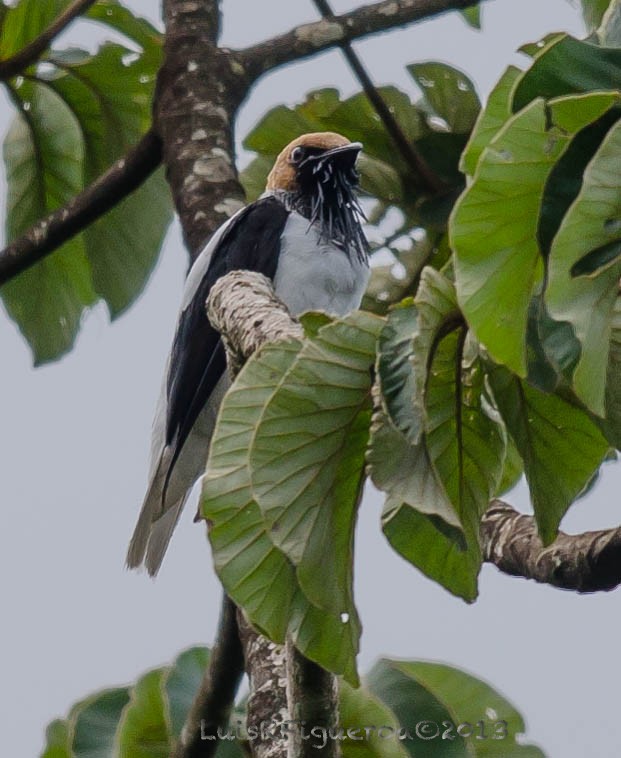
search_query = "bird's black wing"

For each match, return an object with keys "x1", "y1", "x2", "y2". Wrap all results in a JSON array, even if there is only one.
[{"x1": 163, "y1": 196, "x2": 290, "y2": 488}]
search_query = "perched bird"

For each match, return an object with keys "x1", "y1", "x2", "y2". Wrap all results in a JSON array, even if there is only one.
[{"x1": 127, "y1": 132, "x2": 370, "y2": 575}]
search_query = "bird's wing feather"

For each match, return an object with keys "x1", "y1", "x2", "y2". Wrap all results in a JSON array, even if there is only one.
[{"x1": 164, "y1": 196, "x2": 290, "y2": 478}]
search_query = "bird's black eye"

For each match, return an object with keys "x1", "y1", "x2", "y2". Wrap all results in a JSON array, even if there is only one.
[{"x1": 290, "y1": 146, "x2": 306, "y2": 164}]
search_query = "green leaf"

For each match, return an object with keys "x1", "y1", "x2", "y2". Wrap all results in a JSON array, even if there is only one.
[
  {"x1": 451, "y1": 94, "x2": 615, "y2": 376},
  {"x1": 383, "y1": 495, "x2": 480, "y2": 601},
  {"x1": 70, "y1": 688, "x2": 131, "y2": 758},
  {"x1": 377, "y1": 302, "x2": 423, "y2": 444},
  {"x1": 368, "y1": 659, "x2": 545, "y2": 757},
  {"x1": 538, "y1": 106, "x2": 621, "y2": 258},
  {"x1": 408, "y1": 62, "x2": 480, "y2": 134},
  {"x1": 578, "y1": 0, "x2": 613, "y2": 31},
  {"x1": 117, "y1": 669, "x2": 171, "y2": 758},
  {"x1": 460, "y1": 65, "x2": 521, "y2": 176},
  {"x1": 378, "y1": 272, "x2": 504, "y2": 601},
  {"x1": 604, "y1": 296, "x2": 621, "y2": 448},
  {"x1": 513, "y1": 35, "x2": 621, "y2": 112},
  {"x1": 425, "y1": 328, "x2": 506, "y2": 537},
  {"x1": 339, "y1": 680, "x2": 409, "y2": 757},
  {"x1": 495, "y1": 436, "x2": 523, "y2": 496},
  {"x1": 599, "y1": 0, "x2": 621, "y2": 45},
  {"x1": 410, "y1": 268, "x2": 461, "y2": 431},
  {"x1": 460, "y1": 6, "x2": 481, "y2": 29},
  {"x1": 368, "y1": 411, "x2": 461, "y2": 531},
  {"x1": 0, "y1": 0, "x2": 72, "y2": 59},
  {"x1": 86, "y1": 0, "x2": 162, "y2": 61},
  {"x1": 240, "y1": 154, "x2": 276, "y2": 202},
  {"x1": 370, "y1": 294, "x2": 462, "y2": 530},
  {"x1": 164, "y1": 647, "x2": 211, "y2": 739},
  {"x1": 489, "y1": 366, "x2": 609, "y2": 544},
  {"x1": 249, "y1": 313, "x2": 382, "y2": 618},
  {"x1": 1, "y1": 2, "x2": 169, "y2": 362},
  {"x1": 202, "y1": 340, "x2": 361, "y2": 684},
  {"x1": 44, "y1": 42, "x2": 171, "y2": 316},
  {"x1": 1, "y1": 80, "x2": 94, "y2": 364},
  {"x1": 203, "y1": 341, "x2": 302, "y2": 642},
  {"x1": 41, "y1": 720, "x2": 71, "y2": 758},
  {"x1": 545, "y1": 119, "x2": 621, "y2": 415},
  {"x1": 322, "y1": 87, "x2": 427, "y2": 168}
]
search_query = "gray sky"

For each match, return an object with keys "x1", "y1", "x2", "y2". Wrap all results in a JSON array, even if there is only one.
[{"x1": 1, "y1": 1, "x2": 620, "y2": 756}]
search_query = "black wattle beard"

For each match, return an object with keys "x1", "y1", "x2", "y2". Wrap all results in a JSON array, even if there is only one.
[{"x1": 278, "y1": 160, "x2": 369, "y2": 263}]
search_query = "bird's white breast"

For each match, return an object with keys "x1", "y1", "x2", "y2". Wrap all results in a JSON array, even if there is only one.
[{"x1": 273, "y1": 211, "x2": 370, "y2": 317}]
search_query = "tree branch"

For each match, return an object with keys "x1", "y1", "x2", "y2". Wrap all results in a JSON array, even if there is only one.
[
  {"x1": 238, "y1": 611, "x2": 289, "y2": 758},
  {"x1": 156, "y1": 0, "x2": 248, "y2": 261},
  {"x1": 310, "y1": 0, "x2": 444, "y2": 193},
  {"x1": 0, "y1": 130, "x2": 162, "y2": 287},
  {"x1": 481, "y1": 500, "x2": 621, "y2": 592},
  {"x1": 286, "y1": 639, "x2": 340, "y2": 757},
  {"x1": 173, "y1": 595, "x2": 245, "y2": 758},
  {"x1": 240, "y1": 0, "x2": 483, "y2": 79},
  {"x1": 0, "y1": 0, "x2": 97, "y2": 81}
]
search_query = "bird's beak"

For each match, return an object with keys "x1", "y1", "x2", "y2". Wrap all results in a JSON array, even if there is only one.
[
  {"x1": 301, "y1": 142, "x2": 363, "y2": 169},
  {"x1": 319, "y1": 141, "x2": 363, "y2": 165}
]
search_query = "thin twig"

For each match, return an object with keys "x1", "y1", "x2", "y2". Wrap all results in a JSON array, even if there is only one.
[
  {"x1": 173, "y1": 595, "x2": 245, "y2": 758},
  {"x1": 0, "y1": 0, "x2": 97, "y2": 81},
  {"x1": 311, "y1": 0, "x2": 445, "y2": 193},
  {"x1": 0, "y1": 130, "x2": 162, "y2": 286}
]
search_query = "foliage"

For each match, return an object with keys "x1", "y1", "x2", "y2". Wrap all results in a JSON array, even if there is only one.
[
  {"x1": 202, "y1": 15, "x2": 621, "y2": 681},
  {"x1": 41, "y1": 647, "x2": 543, "y2": 757},
  {"x1": 2, "y1": 0, "x2": 621, "y2": 733},
  {"x1": 0, "y1": 0, "x2": 172, "y2": 363}
]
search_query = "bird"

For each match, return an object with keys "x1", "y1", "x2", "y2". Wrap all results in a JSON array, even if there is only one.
[{"x1": 127, "y1": 131, "x2": 370, "y2": 575}]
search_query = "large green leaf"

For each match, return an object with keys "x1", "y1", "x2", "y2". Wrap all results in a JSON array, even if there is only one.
[
  {"x1": 460, "y1": 65, "x2": 521, "y2": 176},
  {"x1": 369, "y1": 410, "x2": 461, "y2": 531},
  {"x1": 1, "y1": 80, "x2": 95, "y2": 364},
  {"x1": 425, "y1": 329, "x2": 506, "y2": 533},
  {"x1": 538, "y1": 106, "x2": 621, "y2": 258},
  {"x1": 376, "y1": 302, "x2": 423, "y2": 445},
  {"x1": 604, "y1": 296, "x2": 621, "y2": 448},
  {"x1": 202, "y1": 338, "x2": 361, "y2": 684},
  {"x1": 368, "y1": 659, "x2": 545, "y2": 757},
  {"x1": 451, "y1": 94, "x2": 617, "y2": 376},
  {"x1": 86, "y1": 0, "x2": 162, "y2": 60},
  {"x1": 382, "y1": 495, "x2": 480, "y2": 602},
  {"x1": 408, "y1": 62, "x2": 480, "y2": 134},
  {"x1": 513, "y1": 35, "x2": 621, "y2": 111},
  {"x1": 489, "y1": 366, "x2": 609, "y2": 544},
  {"x1": 460, "y1": 6, "x2": 481, "y2": 29},
  {"x1": 369, "y1": 297, "x2": 462, "y2": 530},
  {"x1": 249, "y1": 313, "x2": 382, "y2": 622},
  {"x1": 0, "y1": 0, "x2": 72, "y2": 59},
  {"x1": 578, "y1": 0, "x2": 614, "y2": 30},
  {"x1": 339, "y1": 680, "x2": 409, "y2": 758},
  {"x1": 70, "y1": 688, "x2": 131, "y2": 758},
  {"x1": 117, "y1": 669, "x2": 170, "y2": 758},
  {"x1": 545, "y1": 119, "x2": 621, "y2": 415},
  {"x1": 43, "y1": 42, "x2": 170, "y2": 317},
  {"x1": 164, "y1": 647, "x2": 211, "y2": 739},
  {"x1": 599, "y1": 0, "x2": 621, "y2": 44},
  {"x1": 0, "y1": 2, "x2": 169, "y2": 362},
  {"x1": 41, "y1": 720, "x2": 71, "y2": 758},
  {"x1": 378, "y1": 272, "x2": 504, "y2": 602}
]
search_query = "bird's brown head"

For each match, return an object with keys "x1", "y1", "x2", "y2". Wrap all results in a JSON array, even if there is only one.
[{"x1": 265, "y1": 132, "x2": 368, "y2": 260}]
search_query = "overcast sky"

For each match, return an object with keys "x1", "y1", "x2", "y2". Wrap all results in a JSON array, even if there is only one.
[{"x1": 1, "y1": 1, "x2": 620, "y2": 756}]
